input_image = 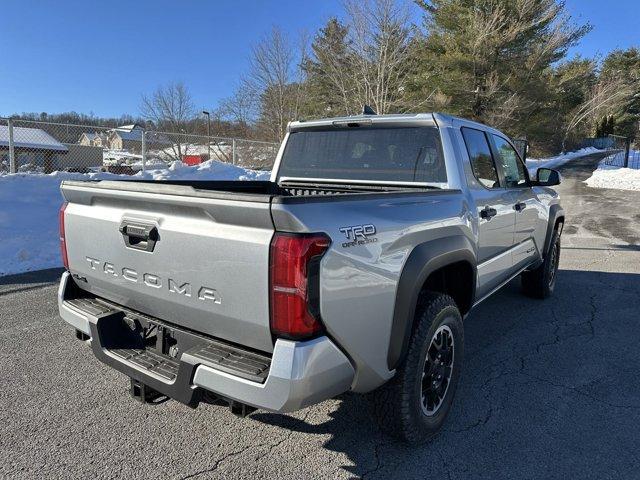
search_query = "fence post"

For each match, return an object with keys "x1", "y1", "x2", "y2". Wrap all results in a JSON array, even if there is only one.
[
  {"x1": 7, "y1": 119, "x2": 16, "y2": 174},
  {"x1": 232, "y1": 138, "x2": 236, "y2": 165},
  {"x1": 141, "y1": 130, "x2": 147, "y2": 172},
  {"x1": 624, "y1": 137, "x2": 630, "y2": 168}
]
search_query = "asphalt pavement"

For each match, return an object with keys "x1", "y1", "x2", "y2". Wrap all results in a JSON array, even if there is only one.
[{"x1": 1, "y1": 152, "x2": 639, "y2": 479}]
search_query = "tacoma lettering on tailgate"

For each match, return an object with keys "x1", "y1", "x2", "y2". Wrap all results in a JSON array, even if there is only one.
[{"x1": 84, "y1": 256, "x2": 221, "y2": 304}]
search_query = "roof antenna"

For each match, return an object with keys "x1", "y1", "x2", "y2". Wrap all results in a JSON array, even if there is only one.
[{"x1": 362, "y1": 105, "x2": 377, "y2": 115}]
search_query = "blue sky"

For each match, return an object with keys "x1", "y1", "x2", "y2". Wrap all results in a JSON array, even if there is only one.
[{"x1": 0, "y1": 0, "x2": 638, "y2": 118}]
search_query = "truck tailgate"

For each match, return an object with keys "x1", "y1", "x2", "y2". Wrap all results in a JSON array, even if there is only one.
[{"x1": 61, "y1": 181, "x2": 275, "y2": 353}]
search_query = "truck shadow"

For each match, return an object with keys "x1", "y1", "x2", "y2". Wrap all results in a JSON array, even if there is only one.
[
  {"x1": 250, "y1": 268, "x2": 640, "y2": 479},
  {"x1": 0, "y1": 267, "x2": 63, "y2": 286},
  {"x1": 0, "y1": 267, "x2": 64, "y2": 296}
]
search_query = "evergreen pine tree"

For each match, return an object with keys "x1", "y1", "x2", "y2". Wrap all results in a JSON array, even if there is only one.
[
  {"x1": 302, "y1": 18, "x2": 354, "y2": 117},
  {"x1": 409, "y1": 0, "x2": 590, "y2": 148},
  {"x1": 600, "y1": 48, "x2": 640, "y2": 139}
]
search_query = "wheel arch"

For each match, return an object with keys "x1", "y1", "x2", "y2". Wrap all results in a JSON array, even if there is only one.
[
  {"x1": 387, "y1": 236, "x2": 476, "y2": 370},
  {"x1": 543, "y1": 204, "x2": 565, "y2": 256}
]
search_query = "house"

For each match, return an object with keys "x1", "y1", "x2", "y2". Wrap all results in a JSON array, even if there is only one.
[
  {"x1": 0, "y1": 125, "x2": 68, "y2": 173},
  {"x1": 92, "y1": 132, "x2": 109, "y2": 148},
  {"x1": 106, "y1": 124, "x2": 173, "y2": 153},
  {"x1": 78, "y1": 132, "x2": 109, "y2": 148},
  {"x1": 78, "y1": 132, "x2": 99, "y2": 146},
  {"x1": 107, "y1": 124, "x2": 144, "y2": 152}
]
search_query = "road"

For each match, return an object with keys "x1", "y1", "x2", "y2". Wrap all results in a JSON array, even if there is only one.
[{"x1": 2, "y1": 152, "x2": 640, "y2": 479}]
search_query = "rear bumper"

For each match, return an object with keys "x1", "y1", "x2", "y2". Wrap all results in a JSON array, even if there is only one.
[
  {"x1": 58, "y1": 271, "x2": 354, "y2": 413},
  {"x1": 189, "y1": 337, "x2": 352, "y2": 412}
]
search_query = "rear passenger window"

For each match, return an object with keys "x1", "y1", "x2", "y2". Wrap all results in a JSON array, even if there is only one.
[{"x1": 461, "y1": 128, "x2": 500, "y2": 189}]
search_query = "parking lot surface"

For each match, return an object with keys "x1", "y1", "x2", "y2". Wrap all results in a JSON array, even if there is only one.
[{"x1": 2, "y1": 152, "x2": 639, "y2": 479}]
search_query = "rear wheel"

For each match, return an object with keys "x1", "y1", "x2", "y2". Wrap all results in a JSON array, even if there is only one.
[
  {"x1": 521, "y1": 228, "x2": 561, "y2": 299},
  {"x1": 370, "y1": 292, "x2": 464, "y2": 444}
]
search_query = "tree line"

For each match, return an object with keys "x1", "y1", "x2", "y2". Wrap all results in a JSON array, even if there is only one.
[{"x1": 215, "y1": 0, "x2": 639, "y2": 155}]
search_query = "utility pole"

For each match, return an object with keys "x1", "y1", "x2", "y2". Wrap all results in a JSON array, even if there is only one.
[{"x1": 202, "y1": 111, "x2": 211, "y2": 161}]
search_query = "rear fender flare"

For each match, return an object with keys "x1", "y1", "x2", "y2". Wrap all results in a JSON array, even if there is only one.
[{"x1": 387, "y1": 236, "x2": 476, "y2": 370}]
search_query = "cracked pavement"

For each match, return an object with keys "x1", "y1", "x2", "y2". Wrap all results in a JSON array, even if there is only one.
[{"x1": 1, "y1": 152, "x2": 639, "y2": 479}]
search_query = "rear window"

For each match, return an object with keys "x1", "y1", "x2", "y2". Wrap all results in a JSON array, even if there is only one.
[
  {"x1": 461, "y1": 127, "x2": 500, "y2": 189},
  {"x1": 277, "y1": 126, "x2": 446, "y2": 184}
]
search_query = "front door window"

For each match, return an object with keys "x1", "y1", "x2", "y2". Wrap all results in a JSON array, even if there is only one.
[{"x1": 491, "y1": 135, "x2": 528, "y2": 188}]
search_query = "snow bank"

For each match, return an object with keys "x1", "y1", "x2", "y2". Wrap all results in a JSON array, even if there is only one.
[
  {"x1": 526, "y1": 147, "x2": 599, "y2": 175},
  {"x1": 0, "y1": 161, "x2": 270, "y2": 276},
  {"x1": 584, "y1": 152, "x2": 640, "y2": 191},
  {"x1": 139, "y1": 159, "x2": 270, "y2": 181}
]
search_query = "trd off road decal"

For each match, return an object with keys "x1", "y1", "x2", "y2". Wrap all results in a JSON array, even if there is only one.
[{"x1": 339, "y1": 224, "x2": 378, "y2": 248}]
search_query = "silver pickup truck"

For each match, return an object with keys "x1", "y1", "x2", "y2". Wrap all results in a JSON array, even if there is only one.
[{"x1": 58, "y1": 113, "x2": 563, "y2": 443}]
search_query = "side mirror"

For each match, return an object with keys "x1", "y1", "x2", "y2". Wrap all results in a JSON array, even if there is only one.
[{"x1": 536, "y1": 168, "x2": 560, "y2": 186}]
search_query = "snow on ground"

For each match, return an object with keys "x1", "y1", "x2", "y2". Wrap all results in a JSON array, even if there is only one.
[
  {"x1": 526, "y1": 147, "x2": 599, "y2": 175},
  {"x1": 584, "y1": 151, "x2": 640, "y2": 191},
  {"x1": 139, "y1": 159, "x2": 270, "y2": 181},
  {"x1": 0, "y1": 160, "x2": 270, "y2": 276}
]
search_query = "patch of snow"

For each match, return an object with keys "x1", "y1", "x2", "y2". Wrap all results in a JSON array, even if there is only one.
[
  {"x1": 139, "y1": 160, "x2": 270, "y2": 181},
  {"x1": 0, "y1": 160, "x2": 271, "y2": 276},
  {"x1": 526, "y1": 147, "x2": 600, "y2": 175},
  {"x1": 584, "y1": 151, "x2": 640, "y2": 191}
]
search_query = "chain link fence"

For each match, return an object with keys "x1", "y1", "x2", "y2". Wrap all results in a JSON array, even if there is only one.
[
  {"x1": 0, "y1": 118, "x2": 279, "y2": 176},
  {"x1": 141, "y1": 130, "x2": 278, "y2": 172},
  {"x1": 9, "y1": 118, "x2": 635, "y2": 176}
]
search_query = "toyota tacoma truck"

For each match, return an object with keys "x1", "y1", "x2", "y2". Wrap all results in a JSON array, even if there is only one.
[{"x1": 58, "y1": 113, "x2": 563, "y2": 443}]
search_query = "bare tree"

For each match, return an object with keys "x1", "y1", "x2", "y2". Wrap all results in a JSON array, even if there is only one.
[
  {"x1": 140, "y1": 82, "x2": 196, "y2": 131},
  {"x1": 243, "y1": 27, "x2": 305, "y2": 141},
  {"x1": 343, "y1": 0, "x2": 415, "y2": 114},
  {"x1": 561, "y1": 76, "x2": 633, "y2": 151},
  {"x1": 293, "y1": 31, "x2": 311, "y2": 120},
  {"x1": 216, "y1": 81, "x2": 259, "y2": 132},
  {"x1": 140, "y1": 82, "x2": 196, "y2": 163}
]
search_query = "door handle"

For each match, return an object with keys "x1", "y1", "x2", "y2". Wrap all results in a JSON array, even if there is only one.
[
  {"x1": 480, "y1": 206, "x2": 497, "y2": 219},
  {"x1": 514, "y1": 202, "x2": 527, "y2": 212}
]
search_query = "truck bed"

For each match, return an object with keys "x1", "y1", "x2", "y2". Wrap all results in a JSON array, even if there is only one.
[{"x1": 60, "y1": 178, "x2": 457, "y2": 360}]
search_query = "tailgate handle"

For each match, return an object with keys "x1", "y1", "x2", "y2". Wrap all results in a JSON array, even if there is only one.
[{"x1": 119, "y1": 222, "x2": 159, "y2": 252}]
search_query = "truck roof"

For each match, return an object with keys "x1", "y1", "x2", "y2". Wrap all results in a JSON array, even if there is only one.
[{"x1": 288, "y1": 112, "x2": 505, "y2": 137}]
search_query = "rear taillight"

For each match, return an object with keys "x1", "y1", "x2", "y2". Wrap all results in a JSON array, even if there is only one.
[
  {"x1": 59, "y1": 202, "x2": 69, "y2": 270},
  {"x1": 269, "y1": 232, "x2": 330, "y2": 340}
]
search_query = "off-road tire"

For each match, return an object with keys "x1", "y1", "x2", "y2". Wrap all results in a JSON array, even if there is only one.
[
  {"x1": 521, "y1": 228, "x2": 561, "y2": 299},
  {"x1": 369, "y1": 292, "x2": 464, "y2": 444}
]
